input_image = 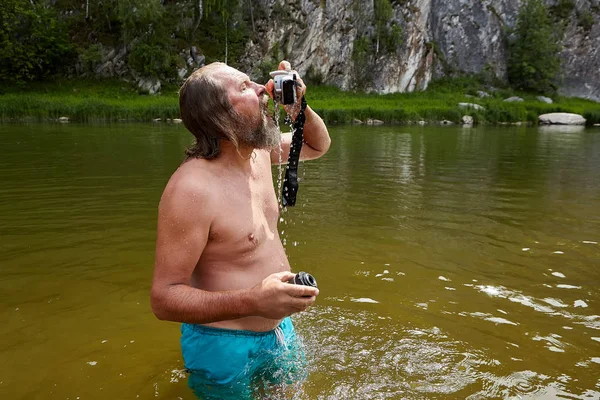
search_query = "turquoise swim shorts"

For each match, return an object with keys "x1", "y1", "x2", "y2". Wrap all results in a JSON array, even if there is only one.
[{"x1": 180, "y1": 317, "x2": 306, "y2": 399}]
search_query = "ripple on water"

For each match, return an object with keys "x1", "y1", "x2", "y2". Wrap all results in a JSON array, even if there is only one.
[{"x1": 292, "y1": 306, "x2": 600, "y2": 399}]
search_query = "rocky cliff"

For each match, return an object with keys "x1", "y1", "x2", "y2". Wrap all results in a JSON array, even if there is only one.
[{"x1": 235, "y1": 0, "x2": 599, "y2": 101}]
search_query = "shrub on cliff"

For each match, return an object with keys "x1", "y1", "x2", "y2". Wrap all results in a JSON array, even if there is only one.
[
  {"x1": 507, "y1": 0, "x2": 561, "y2": 95},
  {"x1": 0, "y1": 0, "x2": 73, "y2": 83}
]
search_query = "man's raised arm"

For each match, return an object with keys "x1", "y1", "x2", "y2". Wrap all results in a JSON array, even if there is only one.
[{"x1": 267, "y1": 61, "x2": 331, "y2": 165}]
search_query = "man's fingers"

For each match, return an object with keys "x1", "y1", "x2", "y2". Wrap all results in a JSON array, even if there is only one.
[
  {"x1": 290, "y1": 296, "x2": 317, "y2": 311},
  {"x1": 271, "y1": 271, "x2": 296, "y2": 282},
  {"x1": 265, "y1": 80, "x2": 274, "y2": 98},
  {"x1": 284, "y1": 284, "x2": 319, "y2": 298},
  {"x1": 279, "y1": 60, "x2": 291, "y2": 71}
]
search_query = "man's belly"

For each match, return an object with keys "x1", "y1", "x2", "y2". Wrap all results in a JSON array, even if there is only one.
[{"x1": 192, "y1": 237, "x2": 291, "y2": 332}]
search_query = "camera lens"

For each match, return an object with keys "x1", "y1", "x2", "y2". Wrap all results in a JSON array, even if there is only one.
[{"x1": 293, "y1": 271, "x2": 317, "y2": 288}]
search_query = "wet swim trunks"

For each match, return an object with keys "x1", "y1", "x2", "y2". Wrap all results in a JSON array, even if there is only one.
[{"x1": 180, "y1": 317, "x2": 306, "y2": 399}]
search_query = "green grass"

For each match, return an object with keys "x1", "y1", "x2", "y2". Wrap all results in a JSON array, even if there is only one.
[{"x1": 1, "y1": 77, "x2": 599, "y2": 125}]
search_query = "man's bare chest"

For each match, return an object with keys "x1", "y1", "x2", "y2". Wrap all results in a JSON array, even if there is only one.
[{"x1": 207, "y1": 177, "x2": 280, "y2": 253}]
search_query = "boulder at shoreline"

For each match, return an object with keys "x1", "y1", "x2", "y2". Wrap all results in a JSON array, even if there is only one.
[{"x1": 539, "y1": 113, "x2": 586, "y2": 125}]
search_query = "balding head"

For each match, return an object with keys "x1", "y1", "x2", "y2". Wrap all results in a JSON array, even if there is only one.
[{"x1": 179, "y1": 62, "x2": 241, "y2": 159}]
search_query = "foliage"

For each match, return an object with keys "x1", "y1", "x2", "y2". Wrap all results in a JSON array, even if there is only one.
[
  {"x1": 351, "y1": 35, "x2": 372, "y2": 90},
  {"x1": 374, "y1": 0, "x2": 393, "y2": 53},
  {"x1": 578, "y1": 10, "x2": 594, "y2": 32},
  {"x1": 80, "y1": 44, "x2": 105, "y2": 74},
  {"x1": 4, "y1": 78, "x2": 599, "y2": 126},
  {"x1": 0, "y1": 0, "x2": 74, "y2": 83},
  {"x1": 507, "y1": 0, "x2": 561, "y2": 95},
  {"x1": 549, "y1": 0, "x2": 575, "y2": 20}
]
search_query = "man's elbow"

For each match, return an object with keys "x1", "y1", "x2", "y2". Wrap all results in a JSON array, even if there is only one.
[
  {"x1": 312, "y1": 136, "x2": 331, "y2": 159},
  {"x1": 150, "y1": 287, "x2": 170, "y2": 321}
]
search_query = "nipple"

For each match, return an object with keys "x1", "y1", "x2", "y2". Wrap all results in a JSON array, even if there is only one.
[{"x1": 248, "y1": 233, "x2": 258, "y2": 246}]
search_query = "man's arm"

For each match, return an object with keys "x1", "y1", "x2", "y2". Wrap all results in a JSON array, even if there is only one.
[
  {"x1": 150, "y1": 175, "x2": 318, "y2": 324},
  {"x1": 267, "y1": 61, "x2": 331, "y2": 165}
]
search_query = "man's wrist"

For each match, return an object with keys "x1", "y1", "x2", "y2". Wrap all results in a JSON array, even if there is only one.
[{"x1": 239, "y1": 287, "x2": 259, "y2": 318}]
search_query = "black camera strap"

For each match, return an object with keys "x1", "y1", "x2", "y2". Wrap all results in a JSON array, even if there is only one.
[{"x1": 282, "y1": 96, "x2": 307, "y2": 207}]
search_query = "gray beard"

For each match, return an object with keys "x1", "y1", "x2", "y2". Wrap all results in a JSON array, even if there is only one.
[{"x1": 233, "y1": 96, "x2": 281, "y2": 150}]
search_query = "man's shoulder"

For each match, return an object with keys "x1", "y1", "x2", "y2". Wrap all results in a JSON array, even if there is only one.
[{"x1": 161, "y1": 159, "x2": 215, "y2": 208}]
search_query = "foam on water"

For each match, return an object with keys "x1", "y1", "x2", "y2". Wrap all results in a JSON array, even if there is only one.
[
  {"x1": 543, "y1": 298, "x2": 568, "y2": 308},
  {"x1": 557, "y1": 284, "x2": 581, "y2": 289},
  {"x1": 351, "y1": 298, "x2": 379, "y2": 304},
  {"x1": 485, "y1": 317, "x2": 519, "y2": 326},
  {"x1": 574, "y1": 300, "x2": 588, "y2": 308}
]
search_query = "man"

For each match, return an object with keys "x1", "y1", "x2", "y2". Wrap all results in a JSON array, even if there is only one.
[{"x1": 150, "y1": 60, "x2": 330, "y2": 398}]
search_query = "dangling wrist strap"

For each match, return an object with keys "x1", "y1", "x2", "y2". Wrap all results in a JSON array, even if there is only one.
[{"x1": 282, "y1": 96, "x2": 308, "y2": 207}]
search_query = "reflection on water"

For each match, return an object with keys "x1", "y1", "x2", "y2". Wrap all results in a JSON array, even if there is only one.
[{"x1": 0, "y1": 124, "x2": 599, "y2": 399}]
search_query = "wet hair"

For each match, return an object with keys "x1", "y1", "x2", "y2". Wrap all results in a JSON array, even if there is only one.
[{"x1": 179, "y1": 62, "x2": 240, "y2": 159}]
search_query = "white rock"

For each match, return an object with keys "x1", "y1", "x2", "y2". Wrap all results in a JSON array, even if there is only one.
[
  {"x1": 537, "y1": 96, "x2": 553, "y2": 104},
  {"x1": 462, "y1": 115, "x2": 474, "y2": 125},
  {"x1": 352, "y1": 118, "x2": 363, "y2": 124},
  {"x1": 58, "y1": 116, "x2": 69, "y2": 123},
  {"x1": 504, "y1": 96, "x2": 524, "y2": 102},
  {"x1": 477, "y1": 91, "x2": 491, "y2": 98},
  {"x1": 138, "y1": 78, "x2": 161, "y2": 95},
  {"x1": 539, "y1": 113, "x2": 586, "y2": 125},
  {"x1": 172, "y1": 118, "x2": 183, "y2": 124},
  {"x1": 458, "y1": 102, "x2": 485, "y2": 111}
]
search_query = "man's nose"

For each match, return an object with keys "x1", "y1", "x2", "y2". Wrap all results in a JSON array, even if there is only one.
[{"x1": 253, "y1": 82, "x2": 266, "y2": 96}]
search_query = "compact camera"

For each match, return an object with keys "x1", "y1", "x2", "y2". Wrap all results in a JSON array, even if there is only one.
[
  {"x1": 270, "y1": 70, "x2": 297, "y2": 105},
  {"x1": 288, "y1": 271, "x2": 318, "y2": 288}
]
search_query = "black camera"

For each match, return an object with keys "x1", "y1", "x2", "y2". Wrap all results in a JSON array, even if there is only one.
[
  {"x1": 270, "y1": 71, "x2": 297, "y2": 105},
  {"x1": 288, "y1": 271, "x2": 317, "y2": 288}
]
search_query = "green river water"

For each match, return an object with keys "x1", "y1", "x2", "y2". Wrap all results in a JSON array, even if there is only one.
[{"x1": 0, "y1": 123, "x2": 599, "y2": 399}]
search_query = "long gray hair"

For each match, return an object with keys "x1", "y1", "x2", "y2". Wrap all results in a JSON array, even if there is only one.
[{"x1": 179, "y1": 62, "x2": 240, "y2": 159}]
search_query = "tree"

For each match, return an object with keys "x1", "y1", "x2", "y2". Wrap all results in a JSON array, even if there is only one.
[
  {"x1": 0, "y1": 0, "x2": 73, "y2": 82},
  {"x1": 374, "y1": 0, "x2": 393, "y2": 54},
  {"x1": 507, "y1": 0, "x2": 561, "y2": 94}
]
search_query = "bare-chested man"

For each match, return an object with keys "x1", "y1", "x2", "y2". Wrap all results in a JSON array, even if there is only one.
[{"x1": 150, "y1": 60, "x2": 330, "y2": 398}]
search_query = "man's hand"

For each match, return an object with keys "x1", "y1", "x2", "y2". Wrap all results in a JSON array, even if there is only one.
[
  {"x1": 250, "y1": 271, "x2": 319, "y2": 319},
  {"x1": 265, "y1": 60, "x2": 307, "y2": 122}
]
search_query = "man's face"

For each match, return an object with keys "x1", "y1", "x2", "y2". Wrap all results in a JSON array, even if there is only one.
[{"x1": 213, "y1": 65, "x2": 280, "y2": 150}]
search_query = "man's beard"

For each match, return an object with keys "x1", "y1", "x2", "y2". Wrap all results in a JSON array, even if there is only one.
[{"x1": 232, "y1": 94, "x2": 281, "y2": 150}]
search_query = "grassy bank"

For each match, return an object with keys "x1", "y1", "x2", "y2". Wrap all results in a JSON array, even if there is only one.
[{"x1": 1, "y1": 78, "x2": 599, "y2": 125}]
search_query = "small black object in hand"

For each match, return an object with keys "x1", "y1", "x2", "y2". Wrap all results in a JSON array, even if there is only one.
[{"x1": 288, "y1": 271, "x2": 317, "y2": 288}]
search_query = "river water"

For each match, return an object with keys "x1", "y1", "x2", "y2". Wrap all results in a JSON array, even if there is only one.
[{"x1": 0, "y1": 123, "x2": 598, "y2": 399}]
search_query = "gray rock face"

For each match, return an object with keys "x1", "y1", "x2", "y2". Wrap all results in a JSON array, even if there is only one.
[
  {"x1": 243, "y1": 0, "x2": 599, "y2": 101},
  {"x1": 539, "y1": 112, "x2": 586, "y2": 125}
]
